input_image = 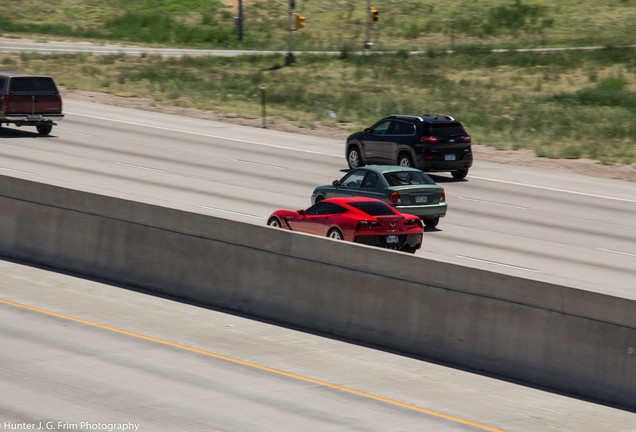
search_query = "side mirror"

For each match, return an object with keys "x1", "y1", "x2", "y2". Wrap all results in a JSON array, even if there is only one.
[
  {"x1": 332, "y1": 180, "x2": 341, "y2": 187},
  {"x1": 364, "y1": 127, "x2": 372, "y2": 134},
  {"x1": 297, "y1": 209, "x2": 306, "y2": 216}
]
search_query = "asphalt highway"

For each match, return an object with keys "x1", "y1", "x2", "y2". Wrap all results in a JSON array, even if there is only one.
[
  {"x1": 0, "y1": 100, "x2": 635, "y2": 431},
  {"x1": 1, "y1": 99, "x2": 634, "y2": 298}
]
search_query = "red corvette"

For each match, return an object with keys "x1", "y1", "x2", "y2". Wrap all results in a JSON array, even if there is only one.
[{"x1": 267, "y1": 197, "x2": 423, "y2": 253}]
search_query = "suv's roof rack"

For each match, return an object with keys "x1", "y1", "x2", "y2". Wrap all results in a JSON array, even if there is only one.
[
  {"x1": 386, "y1": 114, "x2": 456, "y2": 122},
  {"x1": 421, "y1": 113, "x2": 455, "y2": 121}
]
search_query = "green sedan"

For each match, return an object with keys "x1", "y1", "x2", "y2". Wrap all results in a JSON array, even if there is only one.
[{"x1": 311, "y1": 165, "x2": 447, "y2": 228}]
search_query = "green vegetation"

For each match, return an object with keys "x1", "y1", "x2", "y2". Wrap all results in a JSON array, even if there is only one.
[
  {"x1": 2, "y1": 0, "x2": 635, "y2": 49},
  {"x1": 1, "y1": 0, "x2": 635, "y2": 166}
]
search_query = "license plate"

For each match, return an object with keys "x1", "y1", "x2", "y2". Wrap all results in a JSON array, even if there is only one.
[
  {"x1": 445, "y1": 154, "x2": 456, "y2": 161},
  {"x1": 386, "y1": 235, "x2": 399, "y2": 244},
  {"x1": 27, "y1": 114, "x2": 44, "y2": 120},
  {"x1": 415, "y1": 195, "x2": 428, "y2": 204}
]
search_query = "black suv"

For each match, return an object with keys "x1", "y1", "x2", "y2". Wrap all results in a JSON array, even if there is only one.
[{"x1": 345, "y1": 114, "x2": 473, "y2": 179}]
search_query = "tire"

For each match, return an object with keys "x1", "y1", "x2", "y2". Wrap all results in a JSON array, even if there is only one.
[
  {"x1": 327, "y1": 228, "x2": 344, "y2": 240},
  {"x1": 451, "y1": 168, "x2": 469, "y2": 179},
  {"x1": 314, "y1": 195, "x2": 325, "y2": 204},
  {"x1": 424, "y1": 217, "x2": 439, "y2": 228},
  {"x1": 347, "y1": 145, "x2": 363, "y2": 169},
  {"x1": 37, "y1": 124, "x2": 53, "y2": 135},
  {"x1": 267, "y1": 217, "x2": 282, "y2": 228},
  {"x1": 398, "y1": 153, "x2": 413, "y2": 167},
  {"x1": 401, "y1": 246, "x2": 417, "y2": 254}
]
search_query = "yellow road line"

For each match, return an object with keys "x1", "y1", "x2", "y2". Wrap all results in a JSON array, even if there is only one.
[{"x1": 1, "y1": 298, "x2": 507, "y2": 432}]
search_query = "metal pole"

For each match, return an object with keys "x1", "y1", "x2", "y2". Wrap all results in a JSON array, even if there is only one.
[
  {"x1": 285, "y1": 0, "x2": 296, "y2": 65},
  {"x1": 260, "y1": 85, "x2": 267, "y2": 128},
  {"x1": 364, "y1": 0, "x2": 372, "y2": 50},
  {"x1": 238, "y1": 0, "x2": 243, "y2": 43}
]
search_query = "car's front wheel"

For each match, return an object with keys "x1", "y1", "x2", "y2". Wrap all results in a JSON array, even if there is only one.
[
  {"x1": 451, "y1": 168, "x2": 469, "y2": 179},
  {"x1": 327, "y1": 228, "x2": 344, "y2": 240},
  {"x1": 347, "y1": 145, "x2": 363, "y2": 169},
  {"x1": 267, "y1": 217, "x2": 282, "y2": 228}
]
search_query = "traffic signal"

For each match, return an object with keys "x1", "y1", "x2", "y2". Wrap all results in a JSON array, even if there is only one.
[
  {"x1": 292, "y1": 13, "x2": 305, "y2": 31},
  {"x1": 369, "y1": 7, "x2": 379, "y2": 24}
]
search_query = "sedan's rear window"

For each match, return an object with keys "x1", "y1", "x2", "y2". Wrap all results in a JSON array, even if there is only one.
[
  {"x1": 384, "y1": 171, "x2": 436, "y2": 186},
  {"x1": 9, "y1": 77, "x2": 58, "y2": 95},
  {"x1": 348, "y1": 201, "x2": 396, "y2": 216}
]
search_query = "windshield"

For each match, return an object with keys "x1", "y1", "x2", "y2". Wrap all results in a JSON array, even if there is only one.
[{"x1": 348, "y1": 201, "x2": 396, "y2": 216}]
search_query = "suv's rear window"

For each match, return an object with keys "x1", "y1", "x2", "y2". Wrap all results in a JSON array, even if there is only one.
[
  {"x1": 384, "y1": 171, "x2": 436, "y2": 186},
  {"x1": 9, "y1": 77, "x2": 58, "y2": 95},
  {"x1": 426, "y1": 122, "x2": 466, "y2": 138},
  {"x1": 348, "y1": 201, "x2": 396, "y2": 216}
]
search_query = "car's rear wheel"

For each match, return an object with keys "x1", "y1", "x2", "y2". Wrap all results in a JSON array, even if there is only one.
[
  {"x1": 398, "y1": 153, "x2": 413, "y2": 167},
  {"x1": 451, "y1": 168, "x2": 468, "y2": 179},
  {"x1": 37, "y1": 124, "x2": 52, "y2": 135},
  {"x1": 423, "y1": 217, "x2": 439, "y2": 228},
  {"x1": 267, "y1": 217, "x2": 282, "y2": 228},
  {"x1": 347, "y1": 145, "x2": 363, "y2": 169},
  {"x1": 327, "y1": 228, "x2": 344, "y2": 240}
]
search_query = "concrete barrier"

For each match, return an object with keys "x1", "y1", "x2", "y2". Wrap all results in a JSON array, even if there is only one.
[{"x1": 1, "y1": 174, "x2": 634, "y2": 408}]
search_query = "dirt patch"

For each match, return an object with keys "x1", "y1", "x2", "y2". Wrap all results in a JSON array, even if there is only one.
[{"x1": 62, "y1": 88, "x2": 636, "y2": 183}]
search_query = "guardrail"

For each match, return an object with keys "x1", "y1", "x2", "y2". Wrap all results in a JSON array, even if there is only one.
[{"x1": 1, "y1": 174, "x2": 634, "y2": 408}]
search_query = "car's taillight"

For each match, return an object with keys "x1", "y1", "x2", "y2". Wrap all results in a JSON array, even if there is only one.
[
  {"x1": 461, "y1": 135, "x2": 472, "y2": 142},
  {"x1": 389, "y1": 191, "x2": 402, "y2": 204},
  {"x1": 0, "y1": 95, "x2": 7, "y2": 113},
  {"x1": 420, "y1": 136, "x2": 439, "y2": 143},
  {"x1": 440, "y1": 189, "x2": 446, "y2": 202},
  {"x1": 357, "y1": 220, "x2": 380, "y2": 230},
  {"x1": 404, "y1": 218, "x2": 423, "y2": 228}
]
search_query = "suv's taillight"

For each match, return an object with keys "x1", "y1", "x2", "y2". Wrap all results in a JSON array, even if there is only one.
[
  {"x1": 389, "y1": 191, "x2": 402, "y2": 204},
  {"x1": 420, "y1": 136, "x2": 439, "y2": 143},
  {"x1": 461, "y1": 135, "x2": 472, "y2": 142}
]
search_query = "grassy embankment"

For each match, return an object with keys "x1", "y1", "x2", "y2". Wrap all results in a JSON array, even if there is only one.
[{"x1": 1, "y1": 0, "x2": 635, "y2": 165}]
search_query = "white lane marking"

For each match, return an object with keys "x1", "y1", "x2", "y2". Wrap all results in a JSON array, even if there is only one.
[
  {"x1": 455, "y1": 255, "x2": 539, "y2": 272},
  {"x1": 66, "y1": 111, "x2": 342, "y2": 158},
  {"x1": 597, "y1": 248, "x2": 636, "y2": 258},
  {"x1": 456, "y1": 196, "x2": 527, "y2": 209},
  {"x1": 196, "y1": 204, "x2": 262, "y2": 219},
  {"x1": 469, "y1": 175, "x2": 636, "y2": 204},
  {"x1": 113, "y1": 161, "x2": 167, "y2": 173},
  {"x1": 233, "y1": 159, "x2": 286, "y2": 170},
  {"x1": 0, "y1": 166, "x2": 37, "y2": 176},
  {"x1": 55, "y1": 128, "x2": 94, "y2": 137}
]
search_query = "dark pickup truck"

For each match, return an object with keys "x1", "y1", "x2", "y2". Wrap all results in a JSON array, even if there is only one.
[{"x1": 0, "y1": 70, "x2": 64, "y2": 135}]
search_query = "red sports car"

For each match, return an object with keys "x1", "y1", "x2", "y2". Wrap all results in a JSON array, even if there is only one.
[{"x1": 267, "y1": 197, "x2": 423, "y2": 253}]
